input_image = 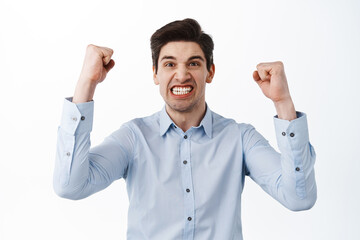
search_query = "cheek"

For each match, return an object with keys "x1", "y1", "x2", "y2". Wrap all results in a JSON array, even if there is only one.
[
  {"x1": 159, "y1": 82, "x2": 169, "y2": 97},
  {"x1": 157, "y1": 73, "x2": 172, "y2": 93},
  {"x1": 160, "y1": 85, "x2": 167, "y2": 94},
  {"x1": 194, "y1": 73, "x2": 208, "y2": 87}
]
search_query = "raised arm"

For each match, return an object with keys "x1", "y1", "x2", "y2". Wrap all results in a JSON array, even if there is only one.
[
  {"x1": 53, "y1": 45, "x2": 132, "y2": 200},
  {"x1": 245, "y1": 61, "x2": 317, "y2": 211}
]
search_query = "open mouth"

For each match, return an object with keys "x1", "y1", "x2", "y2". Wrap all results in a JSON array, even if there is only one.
[{"x1": 171, "y1": 86, "x2": 194, "y2": 96}]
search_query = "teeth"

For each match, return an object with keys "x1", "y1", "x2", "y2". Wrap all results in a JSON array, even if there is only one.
[{"x1": 171, "y1": 87, "x2": 193, "y2": 95}]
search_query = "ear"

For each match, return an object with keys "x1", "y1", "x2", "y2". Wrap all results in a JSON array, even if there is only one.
[
  {"x1": 153, "y1": 66, "x2": 159, "y2": 85},
  {"x1": 206, "y1": 64, "x2": 215, "y2": 83}
]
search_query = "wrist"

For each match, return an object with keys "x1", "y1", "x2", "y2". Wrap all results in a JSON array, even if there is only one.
[
  {"x1": 274, "y1": 98, "x2": 296, "y2": 121},
  {"x1": 72, "y1": 79, "x2": 97, "y2": 103}
]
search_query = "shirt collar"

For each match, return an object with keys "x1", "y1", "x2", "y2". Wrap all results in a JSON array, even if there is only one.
[
  {"x1": 159, "y1": 104, "x2": 213, "y2": 138},
  {"x1": 159, "y1": 106, "x2": 174, "y2": 136},
  {"x1": 200, "y1": 104, "x2": 213, "y2": 138}
]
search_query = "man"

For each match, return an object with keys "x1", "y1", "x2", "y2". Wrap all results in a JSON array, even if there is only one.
[{"x1": 54, "y1": 18, "x2": 317, "y2": 239}]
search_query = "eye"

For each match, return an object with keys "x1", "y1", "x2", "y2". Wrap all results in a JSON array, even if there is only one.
[
  {"x1": 189, "y1": 62, "x2": 200, "y2": 67},
  {"x1": 165, "y1": 62, "x2": 175, "y2": 67}
]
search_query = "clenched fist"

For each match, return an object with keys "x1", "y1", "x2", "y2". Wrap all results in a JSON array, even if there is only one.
[
  {"x1": 73, "y1": 44, "x2": 115, "y2": 103},
  {"x1": 253, "y1": 61, "x2": 296, "y2": 121}
]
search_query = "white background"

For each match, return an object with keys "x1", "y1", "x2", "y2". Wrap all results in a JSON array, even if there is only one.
[{"x1": 1, "y1": 0, "x2": 359, "y2": 239}]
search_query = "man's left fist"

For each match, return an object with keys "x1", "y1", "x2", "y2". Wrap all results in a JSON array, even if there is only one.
[{"x1": 253, "y1": 61, "x2": 291, "y2": 104}]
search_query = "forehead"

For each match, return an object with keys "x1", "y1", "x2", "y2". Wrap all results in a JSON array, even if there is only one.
[{"x1": 159, "y1": 41, "x2": 205, "y2": 60}]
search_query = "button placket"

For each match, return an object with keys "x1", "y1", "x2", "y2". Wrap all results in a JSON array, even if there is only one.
[{"x1": 180, "y1": 132, "x2": 195, "y2": 238}]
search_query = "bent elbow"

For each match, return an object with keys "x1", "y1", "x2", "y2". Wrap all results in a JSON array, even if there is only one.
[
  {"x1": 54, "y1": 188, "x2": 82, "y2": 200},
  {"x1": 53, "y1": 180, "x2": 87, "y2": 201},
  {"x1": 286, "y1": 194, "x2": 317, "y2": 212}
]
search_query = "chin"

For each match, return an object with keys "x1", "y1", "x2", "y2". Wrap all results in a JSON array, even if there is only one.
[
  {"x1": 166, "y1": 98, "x2": 203, "y2": 113},
  {"x1": 167, "y1": 102, "x2": 194, "y2": 113}
]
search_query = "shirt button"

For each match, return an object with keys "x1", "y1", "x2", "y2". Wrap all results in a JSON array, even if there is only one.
[
  {"x1": 186, "y1": 188, "x2": 190, "y2": 193},
  {"x1": 81, "y1": 116, "x2": 85, "y2": 120},
  {"x1": 290, "y1": 133, "x2": 295, "y2": 137},
  {"x1": 295, "y1": 167, "x2": 300, "y2": 171},
  {"x1": 184, "y1": 135, "x2": 188, "y2": 139},
  {"x1": 66, "y1": 152, "x2": 71, "y2": 156},
  {"x1": 187, "y1": 217, "x2": 192, "y2": 221},
  {"x1": 183, "y1": 160, "x2": 188, "y2": 165},
  {"x1": 282, "y1": 132, "x2": 286, "y2": 136},
  {"x1": 72, "y1": 117, "x2": 77, "y2": 121}
]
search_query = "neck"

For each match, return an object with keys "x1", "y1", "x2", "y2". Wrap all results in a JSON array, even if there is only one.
[{"x1": 166, "y1": 103, "x2": 206, "y2": 132}]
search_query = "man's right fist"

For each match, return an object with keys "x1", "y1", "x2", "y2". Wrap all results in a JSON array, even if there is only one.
[
  {"x1": 73, "y1": 45, "x2": 115, "y2": 103},
  {"x1": 79, "y1": 44, "x2": 115, "y2": 84}
]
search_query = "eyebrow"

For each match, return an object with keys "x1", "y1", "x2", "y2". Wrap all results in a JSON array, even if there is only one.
[
  {"x1": 160, "y1": 56, "x2": 176, "y2": 62},
  {"x1": 160, "y1": 55, "x2": 205, "y2": 62},
  {"x1": 188, "y1": 55, "x2": 205, "y2": 62}
]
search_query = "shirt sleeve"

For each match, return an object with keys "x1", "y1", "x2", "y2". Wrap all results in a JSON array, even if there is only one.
[
  {"x1": 243, "y1": 112, "x2": 317, "y2": 211},
  {"x1": 53, "y1": 97, "x2": 134, "y2": 200}
]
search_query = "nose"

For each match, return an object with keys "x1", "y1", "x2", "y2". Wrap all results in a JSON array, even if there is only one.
[{"x1": 174, "y1": 64, "x2": 191, "y2": 82}]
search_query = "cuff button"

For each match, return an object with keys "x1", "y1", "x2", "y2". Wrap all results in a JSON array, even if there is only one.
[
  {"x1": 81, "y1": 116, "x2": 85, "y2": 121},
  {"x1": 282, "y1": 132, "x2": 286, "y2": 136},
  {"x1": 290, "y1": 133, "x2": 295, "y2": 137}
]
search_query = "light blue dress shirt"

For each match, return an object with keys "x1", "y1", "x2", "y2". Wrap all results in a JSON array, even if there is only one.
[{"x1": 54, "y1": 98, "x2": 317, "y2": 240}]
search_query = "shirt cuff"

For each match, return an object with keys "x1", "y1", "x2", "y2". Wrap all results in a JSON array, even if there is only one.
[
  {"x1": 273, "y1": 112, "x2": 309, "y2": 151},
  {"x1": 60, "y1": 97, "x2": 94, "y2": 135}
]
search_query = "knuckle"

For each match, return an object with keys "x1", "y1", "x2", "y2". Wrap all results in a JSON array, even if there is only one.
[
  {"x1": 275, "y1": 61, "x2": 284, "y2": 68},
  {"x1": 269, "y1": 61, "x2": 284, "y2": 74},
  {"x1": 86, "y1": 44, "x2": 97, "y2": 52}
]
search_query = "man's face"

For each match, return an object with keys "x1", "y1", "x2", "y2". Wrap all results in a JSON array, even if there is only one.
[{"x1": 153, "y1": 41, "x2": 215, "y2": 114}]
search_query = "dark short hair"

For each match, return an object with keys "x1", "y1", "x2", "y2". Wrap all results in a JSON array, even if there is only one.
[{"x1": 150, "y1": 18, "x2": 214, "y2": 73}]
